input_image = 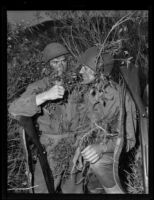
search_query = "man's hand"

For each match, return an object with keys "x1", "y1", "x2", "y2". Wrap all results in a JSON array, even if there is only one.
[
  {"x1": 36, "y1": 85, "x2": 65, "y2": 106},
  {"x1": 45, "y1": 85, "x2": 65, "y2": 100},
  {"x1": 81, "y1": 144, "x2": 104, "y2": 164}
]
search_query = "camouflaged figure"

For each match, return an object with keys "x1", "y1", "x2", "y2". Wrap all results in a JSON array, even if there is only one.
[
  {"x1": 8, "y1": 42, "x2": 81, "y2": 193},
  {"x1": 75, "y1": 46, "x2": 137, "y2": 193}
]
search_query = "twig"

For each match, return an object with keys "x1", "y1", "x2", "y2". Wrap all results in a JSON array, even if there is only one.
[
  {"x1": 94, "y1": 122, "x2": 107, "y2": 133},
  {"x1": 70, "y1": 26, "x2": 80, "y2": 56},
  {"x1": 79, "y1": 127, "x2": 96, "y2": 147},
  {"x1": 95, "y1": 11, "x2": 136, "y2": 68},
  {"x1": 61, "y1": 35, "x2": 77, "y2": 59}
]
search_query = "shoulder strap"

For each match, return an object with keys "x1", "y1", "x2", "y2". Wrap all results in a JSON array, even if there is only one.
[{"x1": 113, "y1": 80, "x2": 126, "y2": 192}]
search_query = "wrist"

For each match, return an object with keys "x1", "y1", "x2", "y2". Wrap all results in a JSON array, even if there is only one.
[
  {"x1": 42, "y1": 90, "x2": 50, "y2": 101},
  {"x1": 36, "y1": 91, "x2": 48, "y2": 106}
]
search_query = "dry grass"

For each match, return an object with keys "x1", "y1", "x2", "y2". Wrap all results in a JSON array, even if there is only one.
[{"x1": 125, "y1": 149, "x2": 144, "y2": 193}]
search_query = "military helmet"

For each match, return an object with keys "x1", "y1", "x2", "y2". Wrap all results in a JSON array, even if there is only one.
[
  {"x1": 42, "y1": 42, "x2": 69, "y2": 63},
  {"x1": 78, "y1": 46, "x2": 114, "y2": 74}
]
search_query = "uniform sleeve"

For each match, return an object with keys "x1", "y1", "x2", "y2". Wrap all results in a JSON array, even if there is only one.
[
  {"x1": 9, "y1": 77, "x2": 50, "y2": 118},
  {"x1": 125, "y1": 91, "x2": 137, "y2": 142}
]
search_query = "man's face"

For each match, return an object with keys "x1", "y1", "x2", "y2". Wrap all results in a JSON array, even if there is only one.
[
  {"x1": 49, "y1": 55, "x2": 67, "y2": 76},
  {"x1": 79, "y1": 65, "x2": 95, "y2": 84}
]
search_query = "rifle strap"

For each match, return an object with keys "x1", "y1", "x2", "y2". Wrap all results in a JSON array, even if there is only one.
[{"x1": 19, "y1": 116, "x2": 55, "y2": 193}]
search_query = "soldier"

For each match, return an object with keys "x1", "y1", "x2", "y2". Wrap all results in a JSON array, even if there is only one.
[
  {"x1": 75, "y1": 46, "x2": 137, "y2": 193},
  {"x1": 8, "y1": 42, "x2": 80, "y2": 193}
]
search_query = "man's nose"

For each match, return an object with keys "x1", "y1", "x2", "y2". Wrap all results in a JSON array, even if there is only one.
[
  {"x1": 79, "y1": 68, "x2": 84, "y2": 74},
  {"x1": 59, "y1": 61, "x2": 66, "y2": 67},
  {"x1": 57, "y1": 63, "x2": 64, "y2": 69}
]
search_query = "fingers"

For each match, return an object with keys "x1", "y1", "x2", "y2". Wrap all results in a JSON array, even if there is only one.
[
  {"x1": 53, "y1": 85, "x2": 65, "y2": 98},
  {"x1": 83, "y1": 153, "x2": 99, "y2": 164},
  {"x1": 55, "y1": 85, "x2": 65, "y2": 93},
  {"x1": 58, "y1": 86, "x2": 65, "y2": 93},
  {"x1": 84, "y1": 154, "x2": 99, "y2": 164},
  {"x1": 81, "y1": 146, "x2": 100, "y2": 164},
  {"x1": 56, "y1": 85, "x2": 64, "y2": 90},
  {"x1": 81, "y1": 145, "x2": 96, "y2": 156},
  {"x1": 54, "y1": 85, "x2": 64, "y2": 91},
  {"x1": 90, "y1": 155, "x2": 100, "y2": 164},
  {"x1": 81, "y1": 145, "x2": 91, "y2": 154},
  {"x1": 57, "y1": 86, "x2": 65, "y2": 98},
  {"x1": 82, "y1": 147, "x2": 95, "y2": 158},
  {"x1": 47, "y1": 85, "x2": 65, "y2": 100}
]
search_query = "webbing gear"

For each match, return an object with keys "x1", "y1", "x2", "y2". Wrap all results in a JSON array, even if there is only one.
[{"x1": 113, "y1": 81, "x2": 126, "y2": 193}]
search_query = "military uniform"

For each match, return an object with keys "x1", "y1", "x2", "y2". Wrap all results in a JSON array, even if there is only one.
[
  {"x1": 75, "y1": 46, "x2": 137, "y2": 193},
  {"x1": 9, "y1": 42, "x2": 137, "y2": 193},
  {"x1": 9, "y1": 72, "x2": 137, "y2": 193}
]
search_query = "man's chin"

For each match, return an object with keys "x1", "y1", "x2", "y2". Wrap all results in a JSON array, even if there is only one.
[
  {"x1": 57, "y1": 72, "x2": 63, "y2": 76},
  {"x1": 81, "y1": 79, "x2": 93, "y2": 84}
]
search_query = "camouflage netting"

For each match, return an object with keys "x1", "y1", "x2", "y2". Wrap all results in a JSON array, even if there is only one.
[
  {"x1": 51, "y1": 137, "x2": 76, "y2": 180},
  {"x1": 41, "y1": 74, "x2": 121, "y2": 184}
]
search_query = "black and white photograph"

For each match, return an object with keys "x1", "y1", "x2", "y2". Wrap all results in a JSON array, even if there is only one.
[{"x1": 7, "y1": 10, "x2": 149, "y2": 195}]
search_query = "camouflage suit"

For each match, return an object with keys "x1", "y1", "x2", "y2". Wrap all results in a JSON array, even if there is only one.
[
  {"x1": 9, "y1": 73, "x2": 136, "y2": 193},
  {"x1": 74, "y1": 46, "x2": 137, "y2": 193}
]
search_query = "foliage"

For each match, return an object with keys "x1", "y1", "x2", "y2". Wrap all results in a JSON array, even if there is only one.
[
  {"x1": 44, "y1": 10, "x2": 148, "y2": 21},
  {"x1": 7, "y1": 118, "x2": 28, "y2": 192},
  {"x1": 7, "y1": 11, "x2": 148, "y2": 193},
  {"x1": 125, "y1": 149, "x2": 144, "y2": 193}
]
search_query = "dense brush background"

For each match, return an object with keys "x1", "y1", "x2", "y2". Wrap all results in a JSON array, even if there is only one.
[{"x1": 7, "y1": 10, "x2": 148, "y2": 193}]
